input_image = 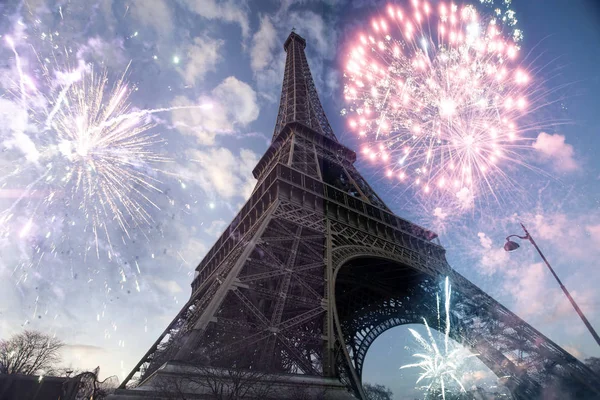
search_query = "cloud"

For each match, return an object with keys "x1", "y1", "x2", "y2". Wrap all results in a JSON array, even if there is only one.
[
  {"x1": 212, "y1": 77, "x2": 260, "y2": 125},
  {"x1": 61, "y1": 342, "x2": 133, "y2": 380},
  {"x1": 128, "y1": 0, "x2": 173, "y2": 36},
  {"x1": 254, "y1": 50, "x2": 285, "y2": 103},
  {"x1": 285, "y1": 11, "x2": 339, "y2": 97},
  {"x1": 325, "y1": 69, "x2": 340, "y2": 95},
  {"x1": 249, "y1": 9, "x2": 285, "y2": 102},
  {"x1": 0, "y1": 97, "x2": 40, "y2": 164},
  {"x1": 287, "y1": 11, "x2": 336, "y2": 58},
  {"x1": 178, "y1": 35, "x2": 224, "y2": 85},
  {"x1": 177, "y1": 237, "x2": 208, "y2": 269},
  {"x1": 554, "y1": 289, "x2": 596, "y2": 323},
  {"x1": 585, "y1": 224, "x2": 600, "y2": 246},
  {"x1": 455, "y1": 187, "x2": 474, "y2": 210},
  {"x1": 62, "y1": 343, "x2": 107, "y2": 355},
  {"x1": 0, "y1": 97, "x2": 26, "y2": 129},
  {"x1": 529, "y1": 213, "x2": 595, "y2": 260},
  {"x1": 204, "y1": 220, "x2": 227, "y2": 237},
  {"x1": 563, "y1": 345, "x2": 583, "y2": 360},
  {"x1": 61, "y1": 344, "x2": 108, "y2": 372},
  {"x1": 180, "y1": 0, "x2": 250, "y2": 37},
  {"x1": 183, "y1": 147, "x2": 258, "y2": 200},
  {"x1": 171, "y1": 96, "x2": 225, "y2": 145},
  {"x1": 433, "y1": 207, "x2": 447, "y2": 220},
  {"x1": 76, "y1": 37, "x2": 127, "y2": 69},
  {"x1": 250, "y1": 16, "x2": 278, "y2": 71},
  {"x1": 4, "y1": 131, "x2": 40, "y2": 164},
  {"x1": 250, "y1": 5, "x2": 342, "y2": 102},
  {"x1": 171, "y1": 76, "x2": 259, "y2": 144},
  {"x1": 477, "y1": 232, "x2": 492, "y2": 249},
  {"x1": 502, "y1": 261, "x2": 596, "y2": 325},
  {"x1": 532, "y1": 132, "x2": 578, "y2": 172},
  {"x1": 476, "y1": 232, "x2": 509, "y2": 275},
  {"x1": 503, "y1": 262, "x2": 548, "y2": 317},
  {"x1": 152, "y1": 278, "x2": 184, "y2": 295}
]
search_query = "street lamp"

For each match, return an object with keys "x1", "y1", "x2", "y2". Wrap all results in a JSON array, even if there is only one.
[{"x1": 504, "y1": 223, "x2": 600, "y2": 347}]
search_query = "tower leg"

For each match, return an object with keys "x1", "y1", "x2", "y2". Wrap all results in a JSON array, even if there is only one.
[{"x1": 174, "y1": 205, "x2": 279, "y2": 361}]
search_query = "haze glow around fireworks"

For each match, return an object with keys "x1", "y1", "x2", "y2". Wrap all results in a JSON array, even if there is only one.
[
  {"x1": 400, "y1": 277, "x2": 478, "y2": 399},
  {"x1": 343, "y1": 0, "x2": 539, "y2": 212}
]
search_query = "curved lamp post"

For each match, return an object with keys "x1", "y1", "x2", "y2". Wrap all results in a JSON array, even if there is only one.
[{"x1": 504, "y1": 223, "x2": 600, "y2": 347}]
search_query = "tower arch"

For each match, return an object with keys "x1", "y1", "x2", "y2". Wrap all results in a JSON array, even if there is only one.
[
  {"x1": 328, "y1": 243, "x2": 599, "y2": 399},
  {"x1": 330, "y1": 251, "x2": 518, "y2": 398}
]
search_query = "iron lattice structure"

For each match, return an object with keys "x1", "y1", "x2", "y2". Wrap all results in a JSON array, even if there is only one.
[{"x1": 119, "y1": 33, "x2": 600, "y2": 399}]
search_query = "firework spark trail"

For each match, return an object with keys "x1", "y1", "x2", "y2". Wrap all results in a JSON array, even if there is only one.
[
  {"x1": 6, "y1": 36, "x2": 28, "y2": 107},
  {"x1": 1, "y1": 35, "x2": 212, "y2": 259},
  {"x1": 400, "y1": 277, "x2": 478, "y2": 399},
  {"x1": 44, "y1": 65, "x2": 88, "y2": 130},
  {"x1": 2, "y1": 166, "x2": 52, "y2": 216},
  {"x1": 97, "y1": 104, "x2": 213, "y2": 131},
  {"x1": 343, "y1": 1, "x2": 542, "y2": 212},
  {"x1": 45, "y1": 83, "x2": 75, "y2": 129},
  {"x1": 51, "y1": 67, "x2": 168, "y2": 253}
]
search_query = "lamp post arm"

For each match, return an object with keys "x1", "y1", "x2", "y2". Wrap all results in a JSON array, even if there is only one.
[
  {"x1": 506, "y1": 234, "x2": 528, "y2": 241},
  {"x1": 520, "y1": 224, "x2": 600, "y2": 347}
]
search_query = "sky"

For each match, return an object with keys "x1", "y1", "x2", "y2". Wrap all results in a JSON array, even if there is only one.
[{"x1": 0, "y1": 0, "x2": 600, "y2": 399}]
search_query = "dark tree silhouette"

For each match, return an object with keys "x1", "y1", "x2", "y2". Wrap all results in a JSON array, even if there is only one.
[
  {"x1": 156, "y1": 362, "x2": 275, "y2": 400},
  {"x1": 0, "y1": 330, "x2": 64, "y2": 375},
  {"x1": 64, "y1": 367, "x2": 119, "y2": 400},
  {"x1": 363, "y1": 383, "x2": 394, "y2": 400},
  {"x1": 414, "y1": 386, "x2": 514, "y2": 400}
]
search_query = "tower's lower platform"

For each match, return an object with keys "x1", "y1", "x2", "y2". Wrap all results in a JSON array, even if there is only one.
[{"x1": 108, "y1": 362, "x2": 356, "y2": 400}]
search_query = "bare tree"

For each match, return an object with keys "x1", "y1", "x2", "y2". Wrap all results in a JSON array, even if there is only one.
[
  {"x1": 288, "y1": 387, "x2": 331, "y2": 400},
  {"x1": 363, "y1": 383, "x2": 393, "y2": 400},
  {"x1": 64, "y1": 367, "x2": 119, "y2": 400},
  {"x1": 0, "y1": 330, "x2": 64, "y2": 375},
  {"x1": 158, "y1": 370, "x2": 338, "y2": 400},
  {"x1": 156, "y1": 363, "x2": 276, "y2": 400},
  {"x1": 190, "y1": 366, "x2": 274, "y2": 399}
]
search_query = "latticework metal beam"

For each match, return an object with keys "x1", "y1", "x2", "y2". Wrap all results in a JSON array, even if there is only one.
[{"x1": 116, "y1": 32, "x2": 600, "y2": 400}]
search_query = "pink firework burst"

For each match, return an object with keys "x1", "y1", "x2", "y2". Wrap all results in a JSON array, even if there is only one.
[{"x1": 343, "y1": 1, "x2": 537, "y2": 208}]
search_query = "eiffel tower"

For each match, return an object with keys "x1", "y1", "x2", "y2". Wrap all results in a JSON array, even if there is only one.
[{"x1": 112, "y1": 32, "x2": 600, "y2": 399}]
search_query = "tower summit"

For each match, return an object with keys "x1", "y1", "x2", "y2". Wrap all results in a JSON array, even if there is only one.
[
  {"x1": 274, "y1": 31, "x2": 337, "y2": 142},
  {"x1": 112, "y1": 32, "x2": 600, "y2": 400}
]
